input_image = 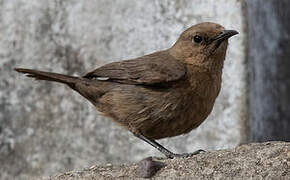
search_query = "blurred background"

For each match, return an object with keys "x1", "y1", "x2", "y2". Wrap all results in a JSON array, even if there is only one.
[{"x1": 0, "y1": 0, "x2": 289, "y2": 179}]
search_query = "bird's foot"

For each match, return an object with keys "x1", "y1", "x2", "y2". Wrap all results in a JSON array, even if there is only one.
[{"x1": 167, "y1": 149, "x2": 206, "y2": 159}]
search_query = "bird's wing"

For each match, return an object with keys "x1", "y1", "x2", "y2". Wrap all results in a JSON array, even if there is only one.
[{"x1": 83, "y1": 51, "x2": 186, "y2": 85}]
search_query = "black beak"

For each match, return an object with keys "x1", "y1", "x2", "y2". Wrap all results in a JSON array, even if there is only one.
[
  {"x1": 213, "y1": 30, "x2": 239, "y2": 42},
  {"x1": 209, "y1": 30, "x2": 238, "y2": 51}
]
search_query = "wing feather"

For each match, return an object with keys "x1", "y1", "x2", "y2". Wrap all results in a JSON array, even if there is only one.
[{"x1": 83, "y1": 51, "x2": 186, "y2": 85}]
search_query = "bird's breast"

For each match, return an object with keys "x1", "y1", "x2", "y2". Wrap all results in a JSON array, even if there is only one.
[
  {"x1": 171, "y1": 68, "x2": 222, "y2": 134},
  {"x1": 139, "y1": 72, "x2": 222, "y2": 139}
]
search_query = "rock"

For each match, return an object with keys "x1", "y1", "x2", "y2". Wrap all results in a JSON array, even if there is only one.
[{"x1": 39, "y1": 142, "x2": 290, "y2": 179}]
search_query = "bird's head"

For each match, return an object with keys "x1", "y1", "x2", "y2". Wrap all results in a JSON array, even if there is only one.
[{"x1": 170, "y1": 22, "x2": 238, "y2": 69}]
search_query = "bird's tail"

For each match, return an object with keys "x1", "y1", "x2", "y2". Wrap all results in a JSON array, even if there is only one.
[{"x1": 14, "y1": 68, "x2": 79, "y2": 87}]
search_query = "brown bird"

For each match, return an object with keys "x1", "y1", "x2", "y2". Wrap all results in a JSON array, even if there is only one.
[{"x1": 15, "y1": 22, "x2": 238, "y2": 158}]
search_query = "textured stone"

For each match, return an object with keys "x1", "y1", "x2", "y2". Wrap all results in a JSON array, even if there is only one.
[
  {"x1": 0, "y1": 0, "x2": 246, "y2": 179},
  {"x1": 41, "y1": 142, "x2": 290, "y2": 179}
]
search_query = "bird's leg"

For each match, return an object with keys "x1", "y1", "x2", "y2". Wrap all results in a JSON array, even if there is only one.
[
  {"x1": 134, "y1": 134, "x2": 205, "y2": 159},
  {"x1": 135, "y1": 134, "x2": 175, "y2": 158}
]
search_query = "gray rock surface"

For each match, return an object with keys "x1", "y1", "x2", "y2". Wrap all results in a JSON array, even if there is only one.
[
  {"x1": 42, "y1": 142, "x2": 290, "y2": 179},
  {"x1": 0, "y1": 0, "x2": 246, "y2": 179}
]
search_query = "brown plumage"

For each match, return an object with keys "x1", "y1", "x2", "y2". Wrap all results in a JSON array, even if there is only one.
[{"x1": 15, "y1": 22, "x2": 238, "y2": 158}]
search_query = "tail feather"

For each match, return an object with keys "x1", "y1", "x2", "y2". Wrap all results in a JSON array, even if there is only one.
[{"x1": 14, "y1": 68, "x2": 79, "y2": 86}]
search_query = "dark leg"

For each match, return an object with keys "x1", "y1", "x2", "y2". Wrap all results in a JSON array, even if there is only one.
[{"x1": 135, "y1": 133, "x2": 205, "y2": 159}]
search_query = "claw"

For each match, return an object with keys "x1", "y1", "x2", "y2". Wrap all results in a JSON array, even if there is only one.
[{"x1": 168, "y1": 149, "x2": 206, "y2": 158}]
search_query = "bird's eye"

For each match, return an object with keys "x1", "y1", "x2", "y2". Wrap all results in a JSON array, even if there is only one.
[{"x1": 193, "y1": 35, "x2": 202, "y2": 43}]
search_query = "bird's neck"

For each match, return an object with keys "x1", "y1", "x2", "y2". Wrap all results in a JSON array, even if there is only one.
[
  {"x1": 184, "y1": 55, "x2": 225, "y2": 74},
  {"x1": 186, "y1": 63, "x2": 223, "y2": 101},
  {"x1": 169, "y1": 47, "x2": 225, "y2": 72}
]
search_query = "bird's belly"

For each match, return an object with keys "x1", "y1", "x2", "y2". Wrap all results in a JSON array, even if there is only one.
[
  {"x1": 140, "y1": 91, "x2": 216, "y2": 140},
  {"x1": 99, "y1": 84, "x2": 217, "y2": 140}
]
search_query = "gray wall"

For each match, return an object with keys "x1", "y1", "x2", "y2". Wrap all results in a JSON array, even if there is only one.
[
  {"x1": 0, "y1": 0, "x2": 246, "y2": 179},
  {"x1": 246, "y1": 0, "x2": 290, "y2": 142}
]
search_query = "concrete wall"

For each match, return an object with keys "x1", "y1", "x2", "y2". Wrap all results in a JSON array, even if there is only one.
[
  {"x1": 0, "y1": 0, "x2": 246, "y2": 179},
  {"x1": 246, "y1": 0, "x2": 290, "y2": 142}
]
